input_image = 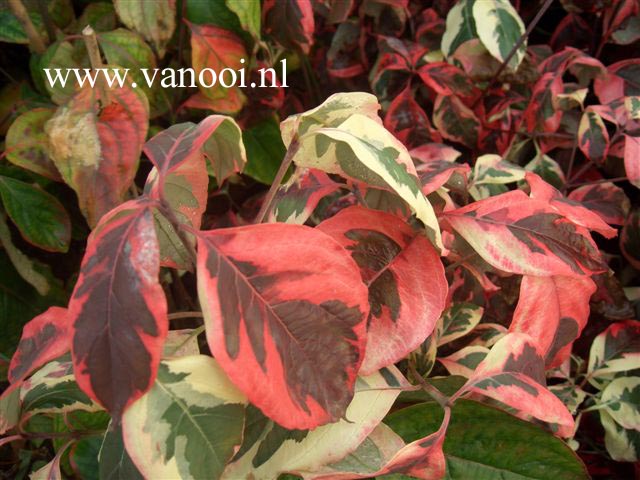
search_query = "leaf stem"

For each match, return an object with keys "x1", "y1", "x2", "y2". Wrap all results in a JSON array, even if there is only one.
[
  {"x1": 8, "y1": 0, "x2": 46, "y2": 53},
  {"x1": 254, "y1": 139, "x2": 300, "y2": 223},
  {"x1": 408, "y1": 364, "x2": 450, "y2": 408},
  {"x1": 82, "y1": 25, "x2": 103, "y2": 70},
  {"x1": 168, "y1": 311, "x2": 204, "y2": 321}
]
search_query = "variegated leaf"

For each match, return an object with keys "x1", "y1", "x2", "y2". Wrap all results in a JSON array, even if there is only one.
[
  {"x1": 305, "y1": 423, "x2": 405, "y2": 479},
  {"x1": 197, "y1": 223, "x2": 369, "y2": 429},
  {"x1": 186, "y1": 23, "x2": 247, "y2": 113},
  {"x1": 45, "y1": 81, "x2": 149, "y2": 227},
  {"x1": 578, "y1": 107, "x2": 610, "y2": 164},
  {"x1": 8, "y1": 307, "x2": 70, "y2": 385},
  {"x1": 600, "y1": 377, "x2": 640, "y2": 430},
  {"x1": 318, "y1": 206, "x2": 447, "y2": 373},
  {"x1": 588, "y1": 320, "x2": 640, "y2": 389},
  {"x1": 445, "y1": 190, "x2": 606, "y2": 276},
  {"x1": 284, "y1": 96, "x2": 443, "y2": 250},
  {"x1": 511, "y1": 275, "x2": 596, "y2": 368},
  {"x1": 441, "y1": 0, "x2": 477, "y2": 61},
  {"x1": 438, "y1": 302, "x2": 483, "y2": 347},
  {"x1": 469, "y1": 154, "x2": 525, "y2": 202},
  {"x1": 439, "y1": 345, "x2": 489, "y2": 377},
  {"x1": 267, "y1": 168, "x2": 340, "y2": 224},
  {"x1": 30, "y1": 440, "x2": 73, "y2": 480},
  {"x1": 526, "y1": 172, "x2": 617, "y2": 239},
  {"x1": 144, "y1": 115, "x2": 245, "y2": 268},
  {"x1": 122, "y1": 356, "x2": 247, "y2": 480},
  {"x1": 433, "y1": 94, "x2": 480, "y2": 149},
  {"x1": 20, "y1": 360, "x2": 101, "y2": 416},
  {"x1": 621, "y1": 209, "x2": 640, "y2": 269},
  {"x1": 599, "y1": 409, "x2": 640, "y2": 462},
  {"x1": 459, "y1": 333, "x2": 575, "y2": 437},
  {"x1": 472, "y1": 0, "x2": 526, "y2": 71},
  {"x1": 69, "y1": 200, "x2": 168, "y2": 419},
  {"x1": 222, "y1": 366, "x2": 409, "y2": 480},
  {"x1": 5, "y1": 108, "x2": 60, "y2": 180},
  {"x1": 568, "y1": 182, "x2": 630, "y2": 226}
]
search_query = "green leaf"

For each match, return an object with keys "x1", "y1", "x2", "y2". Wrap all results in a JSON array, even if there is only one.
[
  {"x1": 0, "y1": 176, "x2": 71, "y2": 252},
  {"x1": 242, "y1": 118, "x2": 286, "y2": 184},
  {"x1": 0, "y1": 213, "x2": 49, "y2": 296},
  {"x1": 98, "y1": 29, "x2": 171, "y2": 118},
  {"x1": 5, "y1": 108, "x2": 61, "y2": 181},
  {"x1": 70, "y1": 437, "x2": 101, "y2": 480},
  {"x1": 113, "y1": 0, "x2": 175, "y2": 58},
  {"x1": 385, "y1": 399, "x2": 589, "y2": 480},
  {"x1": 185, "y1": 0, "x2": 244, "y2": 36},
  {"x1": 99, "y1": 423, "x2": 144, "y2": 480},
  {"x1": 225, "y1": 0, "x2": 260, "y2": 39}
]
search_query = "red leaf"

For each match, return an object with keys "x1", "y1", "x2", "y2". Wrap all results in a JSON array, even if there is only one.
[
  {"x1": 444, "y1": 190, "x2": 607, "y2": 276},
  {"x1": 568, "y1": 182, "x2": 630, "y2": 225},
  {"x1": 196, "y1": 223, "x2": 369, "y2": 429},
  {"x1": 187, "y1": 23, "x2": 247, "y2": 113},
  {"x1": 594, "y1": 59, "x2": 640, "y2": 104},
  {"x1": 46, "y1": 85, "x2": 149, "y2": 227},
  {"x1": 8, "y1": 307, "x2": 70, "y2": 384},
  {"x1": 417, "y1": 62, "x2": 475, "y2": 98},
  {"x1": 460, "y1": 333, "x2": 575, "y2": 437},
  {"x1": 624, "y1": 134, "x2": 640, "y2": 189},
  {"x1": 263, "y1": 0, "x2": 315, "y2": 54},
  {"x1": 69, "y1": 200, "x2": 167, "y2": 418},
  {"x1": 318, "y1": 206, "x2": 447, "y2": 374},
  {"x1": 523, "y1": 73, "x2": 563, "y2": 133},
  {"x1": 433, "y1": 94, "x2": 480, "y2": 148},
  {"x1": 511, "y1": 275, "x2": 596, "y2": 368},
  {"x1": 384, "y1": 86, "x2": 441, "y2": 148},
  {"x1": 527, "y1": 172, "x2": 617, "y2": 238}
]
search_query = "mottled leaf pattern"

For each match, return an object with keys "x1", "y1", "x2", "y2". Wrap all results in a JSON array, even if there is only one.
[
  {"x1": 187, "y1": 23, "x2": 247, "y2": 113},
  {"x1": 588, "y1": 320, "x2": 640, "y2": 388},
  {"x1": 222, "y1": 367, "x2": 409, "y2": 480},
  {"x1": 197, "y1": 223, "x2": 369, "y2": 429},
  {"x1": 318, "y1": 206, "x2": 447, "y2": 374},
  {"x1": 445, "y1": 190, "x2": 606, "y2": 276},
  {"x1": 511, "y1": 275, "x2": 596, "y2": 367},
  {"x1": 8, "y1": 307, "x2": 69, "y2": 385},
  {"x1": 46, "y1": 82, "x2": 149, "y2": 227},
  {"x1": 69, "y1": 200, "x2": 167, "y2": 418},
  {"x1": 282, "y1": 93, "x2": 442, "y2": 250},
  {"x1": 460, "y1": 333, "x2": 575, "y2": 437},
  {"x1": 113, "y1": 0, "x2": 175, "y2": 58},
  {"x1": 268, "y1": 168, "x2": 340, "y2": 224},
  {"x1": 122, "y1": 356, "x2": 247, "y2": 479}
]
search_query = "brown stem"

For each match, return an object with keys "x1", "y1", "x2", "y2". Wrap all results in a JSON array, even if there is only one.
[
  {"x1": 82, "y1": 25, "x2": 103, "y2": 70},
  {"x1": 562, "y1": 136, "x2": 580, "y2": 194},
  {"x1": 472, "y1": 0, "x2": 554, "y2": 109},
  {"x1": 168, "y1": 311, "x2": 204, "y2": 321},
  {"x1": 254, "y1": 140, "x2": 300, "y2": 223},
  {"x1": 36, "y1": 0, "x2": 56, "y2": 43},
  {"x1": 408, "y1": 364, "x2": 450, "y2": 408},
  {"x1": 8, "y1": 0, "x2": 46, "y2": 53}
]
